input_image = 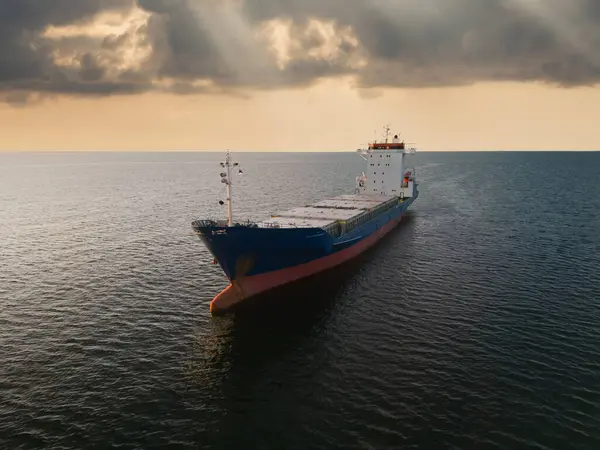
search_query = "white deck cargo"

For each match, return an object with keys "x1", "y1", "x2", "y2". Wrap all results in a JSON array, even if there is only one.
[{"x1": 259, "y1": 194, "x2": 398, "y2": 229}]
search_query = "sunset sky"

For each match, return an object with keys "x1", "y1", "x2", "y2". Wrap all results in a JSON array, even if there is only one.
[{"x1": 1, "y1": 0, "x2": 599, "y2": 151}]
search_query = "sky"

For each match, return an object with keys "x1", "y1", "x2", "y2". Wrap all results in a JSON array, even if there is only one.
[{"x1": 0, "y1": 0, "x2": 599, "y2": 151}]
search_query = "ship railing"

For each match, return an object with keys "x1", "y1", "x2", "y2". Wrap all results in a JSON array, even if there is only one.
[
  {"x1": 232, "y1": 220, "x2": 260, "y2": 228},
  {"x1": 403, "y1": 167, "x2": 417, "y2": 180},
  {"x1": 311, "y1": 204, "x2": 359, "y2": 211},
  {"x1": 192, "y1": 219, "x2": 221, "y2": 228},
  {"x1": 260, "y1": 222, "x2": 283, "y2": 229},
  {"x1": 339, "y1": 196, "x2": 400, "y2": 236},
  {"x1": 260, "y1": 221, "x2": 300, "y2": 229},
  {"x1": 193, "y1": 218, "x2": 260, "y2": 228}
]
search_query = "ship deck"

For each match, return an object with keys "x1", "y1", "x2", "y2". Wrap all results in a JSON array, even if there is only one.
[{"x1": 258, "y1": 194, "x2": 399, "y2": 229}]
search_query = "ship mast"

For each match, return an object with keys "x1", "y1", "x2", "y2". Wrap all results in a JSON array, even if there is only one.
[
  {"x1": 219, "y1": 150, "x2": 243, "y2": 227},
  {"x1": 225, "y1": 150, "x2": 233, "y2": 226},
  {"x1": 383, "y1": 124, "x2": 391, "y2": 143}
]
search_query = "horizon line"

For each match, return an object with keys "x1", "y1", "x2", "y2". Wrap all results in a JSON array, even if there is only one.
[{"x1": 1, "y1": 149, "x2": 599, "y2": 153}]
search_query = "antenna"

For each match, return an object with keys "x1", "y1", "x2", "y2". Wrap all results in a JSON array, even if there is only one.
[{"x1": 383, "y1": 124, "x2": 391, "y2": 143}]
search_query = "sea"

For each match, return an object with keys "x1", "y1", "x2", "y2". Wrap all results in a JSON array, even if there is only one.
[{"x1": 1, "y1": 151, "x2": 599, "y2": 450}]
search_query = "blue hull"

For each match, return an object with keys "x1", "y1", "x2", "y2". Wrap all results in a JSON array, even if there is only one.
[{"x1": 193, "y1": 192, "x2": 418, "y2": 280}]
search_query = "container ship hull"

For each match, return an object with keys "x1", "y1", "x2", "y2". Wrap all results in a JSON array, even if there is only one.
[{"x1": 193, "y1": 192, "x2": 417, "y2": 314}]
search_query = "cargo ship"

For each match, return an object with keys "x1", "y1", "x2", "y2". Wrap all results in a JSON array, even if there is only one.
[{"x1": 192, "y1": 126, "x2": 419, "y2": 315}]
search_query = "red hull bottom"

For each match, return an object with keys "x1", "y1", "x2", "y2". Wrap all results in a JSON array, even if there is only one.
[{"x1": 210, "y1": 215, "x2": 404, "y2": 315}]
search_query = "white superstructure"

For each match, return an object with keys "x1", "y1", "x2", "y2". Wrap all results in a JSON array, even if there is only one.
[
  {"x1": 256, "y1": 126, "x2": 417, "y2": 233},
  {"x1": 355, "y1": 126, "x2": 417, "y2": 199}
]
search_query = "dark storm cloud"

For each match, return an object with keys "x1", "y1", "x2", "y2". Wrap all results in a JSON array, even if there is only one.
[
  {"x1": 243, "y1": 0, "x2": 600, "y2": 87},
  {"x1": 0, "y1": 0, "x2": 139, "y2": 96},
  {"x1": 1, "y1": 0, "x2": 600, "y2": 103}
]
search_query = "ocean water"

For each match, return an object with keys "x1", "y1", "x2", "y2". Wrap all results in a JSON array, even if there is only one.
[{"x1": 1, "y1": 151, "x2": 599, "y2": 450}]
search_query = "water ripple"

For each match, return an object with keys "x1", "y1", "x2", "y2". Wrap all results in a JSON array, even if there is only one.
[{"x1": 1, "y1": 151, "x2": 600, "y2": 449}]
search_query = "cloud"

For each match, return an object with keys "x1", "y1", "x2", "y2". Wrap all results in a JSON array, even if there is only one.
[{"x1": 1, "y1": 0, "x2": 599, "y2": 103}]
